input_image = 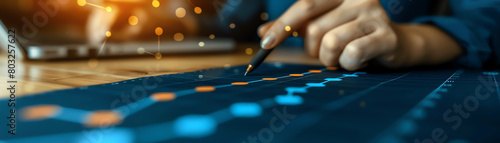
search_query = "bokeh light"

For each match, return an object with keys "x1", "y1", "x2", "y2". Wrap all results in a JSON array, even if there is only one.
[
  {"x1": 209, "y1": 34, "x2": 215, "y2": 39},
  {"x1": 174, "y1": 33, "x2": 184, "y2": 41},
  {"x1": 194, "y1": 7, "x2": 202, "y2": 14},
  {"x1": 293, "y1": 31, "x2": 299, "y2": 37},
  {"x1": 105, "y1": 31, "x2": 112, "y2": 37},
  {"x1": 128, "y1": 16, "x2": 138, "y2": 26},
  {"x1": 151, "y1": 92, "x2": 176, "y2": 102},
  {"x1": 155, "y1": 53, "x2": 162, "y2": 59},
  {"x1": 360, "y1": 101, "x2": 366, "y2": 107},
  {"x1": 229, "y1": 23, "x2": 236, "y2": 29},
  {"x1": 176, "y1": 7, "x2": 186, "y2": 18},
  {"x1": 105, "y1": 6, "x2": 112, "y2": 12},
  {"x1": 155, "y1": 27, "x2": 163, "y2": 36},
  {"x1": 245, "y1": 48, "x2": 253, "y2": 55},
  {"x1": 285, "y1": 26, "x2": 291, "y2": 32},
  {"x1": 195, "y1": 86, "x2": 215, "y2": 92},
  {"x1": 85, "y1": 111, "x2": 122, "y2": 127},
  {"x1": 260, "y1": 12, "x2": 269, "y2": 21},
  {"x1": 77, "y1": 0, "x2": 86, "y2": 6},
  {"x1": 198, "y1": 41, "x2": 205, "y2": 47},
  {"x1": 137, "y1": 47, "x2": 145, "y2": 54},
  {"x1": 152, "y1": 0, "x2": 160, "y2": 8}
]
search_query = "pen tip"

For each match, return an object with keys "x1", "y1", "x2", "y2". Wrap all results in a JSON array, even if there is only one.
[{"x1": 244, "y1": 65, "x2": 253, "y2": 76}]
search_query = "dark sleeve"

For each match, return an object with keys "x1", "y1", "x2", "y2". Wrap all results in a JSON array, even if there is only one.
[{"x1": 412, "y1": 0, "x2": 500, "y2": 69}]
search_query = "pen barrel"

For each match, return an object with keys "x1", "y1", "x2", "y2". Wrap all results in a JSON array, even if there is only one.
[{"x1": 249, "y1": 48, "x2": 274, "y2": 71}]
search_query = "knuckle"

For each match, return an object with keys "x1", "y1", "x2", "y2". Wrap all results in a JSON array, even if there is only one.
[
  {"x1": 321, "y1": 31, "x2": 340, "y2": 51},
  {"x1": 385, "y1": 29, "x2": 397, "y2": 41},
  {"x1": 356, "y1": 37, "x2": 372, "y2": 48},
  {"x1": 346, "y1": 45, "x2": 364, "y2": 60},
  {"x1": 299, "y1": 0, "x2": 315, "y2": 11},
  {"x1": 378, "y1": 28, "x2": 397, "y2": 45},
  {"x1": 339, "y1": 55, "x2": 361, "y2": 71},
  {"x1": 361, "y1": 21, "x2": 377, "y2": 34},
  {"x1": 358, "y1": 0, "x2": 378, "y2": 7},
  {"x1": 306, "y1": 23, "x2": 320, "y2": 37},
  {"x1": 275, "y1": 19, "x2": 286, "y2": 29},
  {"x1": 378, "y1": 13, "x2": 391, "y2": 22},
  {"x1": 339, "y1": 59, "x2": 355, "y2": 71},
  {"x1": 367, "y1": 0, "x2": 380, "y2": 7}
]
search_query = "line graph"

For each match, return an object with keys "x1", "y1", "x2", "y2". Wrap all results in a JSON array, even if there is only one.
[{"x1": 3, "y1": 64, "x2": 499, "y2": 143}]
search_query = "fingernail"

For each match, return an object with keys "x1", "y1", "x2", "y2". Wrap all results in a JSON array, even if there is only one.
[{"x1": 261, "y1": 33, "x2": 275, "y2": 49}]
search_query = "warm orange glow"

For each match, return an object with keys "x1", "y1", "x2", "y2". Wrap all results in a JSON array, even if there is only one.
[
  {"x1": 174, "y1": 33, "x2": 184, "y2": 41},
  {"x1": 128, "y1": 16, "x2": 138, "y2": 25},
  {"x1": 327, "y1": 67, "x2": 339, "y2": 71},
  {"x1": 151, "y1": 92, "x2": 176, "y2": 101},
  {"x1": 262, "y1": 78, "x2": 277, "y2": 80},
  {"x1": 231, "y1": 82, "x2": 249, "y2": 85},
  {"x1": 152, "y1": 0, "x2": 160, "y2": 8},
  {"x1": 309, "y1": 70, "x2": 322, "y2": 73},
  {"x1": 105, "y1": 31, "x2": 112, "y2": 37},
  {"x1": 81, "y1": 1, "x2": 111, "y2": 12},
  {"x1": 155, "y1": 27, "x2": 163, "y2": 36},
  {"x1": 85, "y1": 111, "x2": 122, "y2": 127},
  {"x1": 155, "y1": 53, "x2": 162, "y2": 59},
  {"x1": 21, "y1": 105, "x2": 60, "y2": 120},
  {"x1": 245, "y1": 48, "x2": 253, "y2": 55},
  {"x1": 246, "y1": 65, "x2": 253, "y2": 72},
  {"x1": 176, "y1": 7, "x2": 186, "y2": 18},
  {"x1": 77, "y1": 0, "x2": 86, "y2": 6},
  {"x1": 195, "y1": 86, "x2": 215, "y2": 92},
  {"x1": 194, "y1": 7, "x2": 202, "y2": 14},
  {"x1": 105, "y1": 6, "x2": 112, "y2": 12}
]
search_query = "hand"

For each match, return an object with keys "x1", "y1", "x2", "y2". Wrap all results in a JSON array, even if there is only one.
[{"x1": 258, "y1": 0, "x2": 401, "y2": 71}]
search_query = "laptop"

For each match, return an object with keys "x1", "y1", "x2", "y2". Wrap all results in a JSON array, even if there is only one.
[{"x1": 0, "y1": 19, "x2": 235, "y2": 60}]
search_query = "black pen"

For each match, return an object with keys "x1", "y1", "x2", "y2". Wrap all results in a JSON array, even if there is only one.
[{"x1": 244, "y1": 48, "x2": 274, "y2": 76}]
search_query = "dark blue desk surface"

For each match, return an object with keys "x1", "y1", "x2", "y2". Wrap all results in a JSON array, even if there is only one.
[{"x1": 2, "y1": 63, "x2": 500, "y2": 143}]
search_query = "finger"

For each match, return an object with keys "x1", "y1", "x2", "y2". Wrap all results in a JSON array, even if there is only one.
[
  {"x1": 339, "y1": 29, "x2": 394, "y2": 71},
  {"x1": 304, "y1": 7, "x2": 359, "y2": 58},
  {"x1": 260, "y1": 0, "x2": 343, "y2": 49},
  {"x1": 342, "y1": 29, "x2": 397, "y2": 70},
  {"x1": 258, "y1": 21, "x2": 275, "y2": 38},
  {"x1": 318, "y1": 20, "x2": 376, "y2": 67}
]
